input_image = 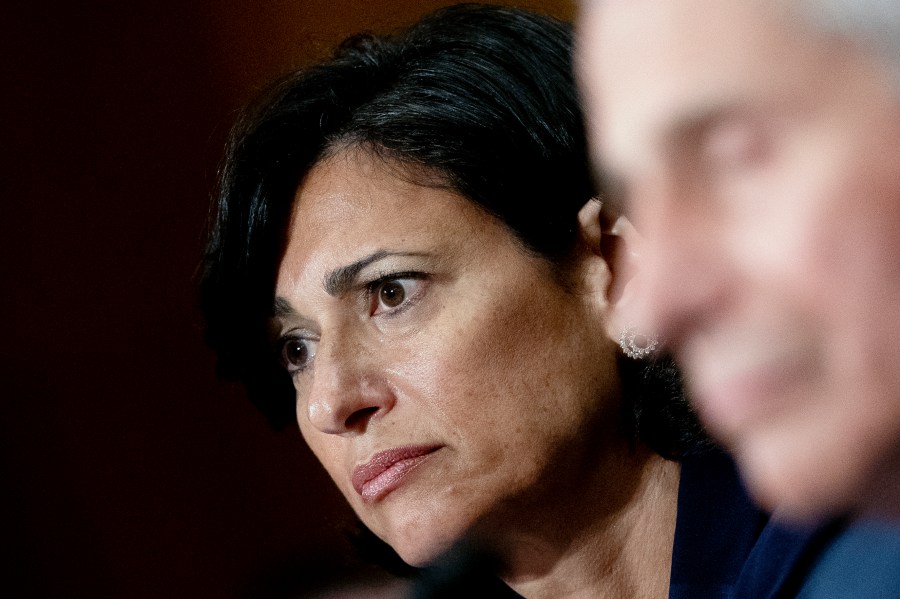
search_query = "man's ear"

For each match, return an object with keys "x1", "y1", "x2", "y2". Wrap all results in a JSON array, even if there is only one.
[{"x1": 577, "y1": 199, "x2": 642, "y2": 339}]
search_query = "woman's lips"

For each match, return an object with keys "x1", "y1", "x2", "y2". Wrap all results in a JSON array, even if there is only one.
[{"x1": 352, "y1": 445, "x2": 440, "y2": 503}]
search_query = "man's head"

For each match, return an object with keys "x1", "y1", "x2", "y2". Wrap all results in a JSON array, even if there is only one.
[{"x1": 578, "y1": 0, "x2": 900, "y2": 520}]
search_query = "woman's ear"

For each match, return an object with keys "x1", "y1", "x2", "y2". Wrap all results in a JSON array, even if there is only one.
[
  {"x1": 575, "y1": 198, "x2": 612, "y2": 312},
  {"x1": 576, "y1": 199, "x2": 642, "y2": 339}
]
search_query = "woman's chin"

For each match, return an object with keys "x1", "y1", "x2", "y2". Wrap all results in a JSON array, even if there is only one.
[
  {"x1": 385, "y1": 526, "x2": 463, "y2": 568},
  {"x1": 391, "y1": 539, "x2": 449, "y2": 568}
]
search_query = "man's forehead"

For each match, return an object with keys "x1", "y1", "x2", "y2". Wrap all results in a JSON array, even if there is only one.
[
  {"x1": 589, "y1": 1, "x2": 806, "y2": 136},
  {"x1": 585, "y1": 0, "x2": 796, "y2": 50}
]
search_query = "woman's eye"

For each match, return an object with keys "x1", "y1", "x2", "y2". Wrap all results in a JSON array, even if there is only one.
[
  {"x1": 370, "y1": 276, "x2": 425, "y2": 316},
  {"x1": 379, "y1": 281, "x2": 406, "y2": 308},
  {"x1": 280, "y1": 337, "x2": 318, "y2": 374}
]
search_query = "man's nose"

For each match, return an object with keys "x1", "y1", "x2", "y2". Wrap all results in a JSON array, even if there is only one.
[{"x1": 622, "y1": 177, "x2": 729, "y2": 346}]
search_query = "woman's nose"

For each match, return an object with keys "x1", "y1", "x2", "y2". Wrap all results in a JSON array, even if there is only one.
[{"x1": 303, "y1": 339, "x2": 395, "y2": 436}]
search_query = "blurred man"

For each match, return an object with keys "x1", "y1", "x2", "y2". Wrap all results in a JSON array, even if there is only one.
[{"x1": 577, "y1": 0, "x2": 900, "y2": 522}]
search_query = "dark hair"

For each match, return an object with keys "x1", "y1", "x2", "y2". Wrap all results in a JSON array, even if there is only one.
[{"x1": 200, "y1": 3, "x2": 706, "y2": 457}]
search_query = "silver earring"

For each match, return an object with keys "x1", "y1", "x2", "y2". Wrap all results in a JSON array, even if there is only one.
[{"x1": 618, "y1": 326, "x2": 659, "y2": 359}]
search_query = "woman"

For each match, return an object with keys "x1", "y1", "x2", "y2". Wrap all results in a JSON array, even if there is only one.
[{"x1": 200, "y1": 5, "x2": 826, "y2": 597}]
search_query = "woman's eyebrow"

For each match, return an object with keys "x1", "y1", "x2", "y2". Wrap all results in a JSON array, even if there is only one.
[
  {"x1": 272, "y1": 296, "x2": 296, "y2": 318},
  {"x1": 323, "y1": 250, "x2": 428, "y2": 296}
]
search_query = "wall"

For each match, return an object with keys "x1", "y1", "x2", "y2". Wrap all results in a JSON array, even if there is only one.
[{"x1": 1, "y1": 1, "x2": 573, "y2": 596}]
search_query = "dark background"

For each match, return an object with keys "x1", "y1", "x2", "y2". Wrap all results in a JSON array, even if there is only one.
[{"x1": 2, "y1": 1, "x2": 572, "y2": 596}]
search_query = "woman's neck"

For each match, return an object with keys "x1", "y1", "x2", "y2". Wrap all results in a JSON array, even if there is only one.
[{"x1": 494, "y1": 447, "x2": 681, "y2": 599}]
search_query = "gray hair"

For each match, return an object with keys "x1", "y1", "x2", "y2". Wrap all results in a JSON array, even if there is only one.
[{"x1": 794, "y1": 0, "x2": 900, "y2": 83}]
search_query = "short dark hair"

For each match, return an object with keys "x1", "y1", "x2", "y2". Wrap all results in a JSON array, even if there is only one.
[{"x1": 199, "y1": 3, "x2": 706, "y2": 457}]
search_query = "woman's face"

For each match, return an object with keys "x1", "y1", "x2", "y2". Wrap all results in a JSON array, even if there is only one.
[{"x1": 272, "y1": 149, "x2": 619, "y2": 565}]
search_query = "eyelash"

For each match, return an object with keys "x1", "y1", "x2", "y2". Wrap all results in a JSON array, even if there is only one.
[
  {"x1": 276, "y1": 332, "x2": 318, "y2": 377},
  {"x1": 275, "y1": 271, "x2": 428, "y2": 378},
  {"x1": 365, "y1": 271, "x2": 428, "y2": 317}
]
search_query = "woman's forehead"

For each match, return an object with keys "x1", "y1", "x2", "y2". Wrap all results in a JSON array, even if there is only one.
[
  {"x1": 290, "y1": 151, "x2": 481, "y2": 237},
  {"x1": 276, "y1": 149, "x2": 527, "y2": 293}
]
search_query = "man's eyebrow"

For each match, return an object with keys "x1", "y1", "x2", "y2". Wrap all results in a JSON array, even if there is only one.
[
  {"x1": 664, "y1": 103, "x2": 736, "y2": 157},
  {"x1": 592, "y1": 107, "x2": 725, "y2": 216}
]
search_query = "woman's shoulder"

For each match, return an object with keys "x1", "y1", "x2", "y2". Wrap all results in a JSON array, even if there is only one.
[{"x1": 670, "y1": 450, "x2": 768, "y2": 597}]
